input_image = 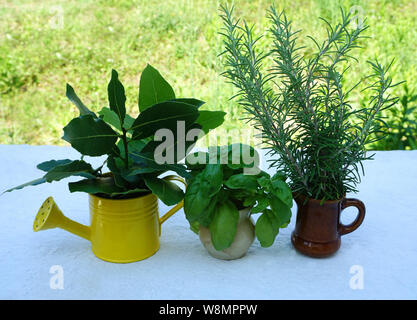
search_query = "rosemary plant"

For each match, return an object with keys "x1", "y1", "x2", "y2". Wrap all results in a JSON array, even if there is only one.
[{"x1": 220, "y1": 5, "x2": 401, "y2": 200}]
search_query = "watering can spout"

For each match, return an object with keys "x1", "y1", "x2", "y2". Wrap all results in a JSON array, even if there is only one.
[{"x1": 33, "y1": 197, "x2": 90, "y2": 241}]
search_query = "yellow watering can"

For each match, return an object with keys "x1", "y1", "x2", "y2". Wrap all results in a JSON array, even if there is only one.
[{"x1": 33, "y1": 175, "x2": 186, "y2": 263}]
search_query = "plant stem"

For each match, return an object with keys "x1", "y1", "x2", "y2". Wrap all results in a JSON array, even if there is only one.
[{"x1": 121, "y1": 128, "x2": 129, "y2": 169}]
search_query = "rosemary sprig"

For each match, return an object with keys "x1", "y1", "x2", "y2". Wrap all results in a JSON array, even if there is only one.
[{"x1": 220, "y1": 4, "x2": 401, "y2": 200}]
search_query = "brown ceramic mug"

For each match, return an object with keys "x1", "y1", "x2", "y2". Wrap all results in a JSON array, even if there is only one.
[{"x1": 291, "y1": 194, "x2": 365, "y2": 258}]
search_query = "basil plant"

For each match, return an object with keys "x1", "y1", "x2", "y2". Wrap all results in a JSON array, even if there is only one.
[
  {"x1": 184, "y1": 144, "x2": 293, "y2": 249},
  {"x1": 5, "y1": 65, "x2": 225, "y2": 205}
]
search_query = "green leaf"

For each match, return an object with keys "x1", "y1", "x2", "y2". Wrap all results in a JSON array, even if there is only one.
[
  {"x1": 271, "y1": 172, "x2": 286, "y2": 181},
  {"x1": 98, "y1": 108, "x2": 135, "y2": 133},
  {"x1": 252, "y1": 195, "x2": 269, "y2": 213},
  {"x1": 139, "y1": 64, "x2": 175, "y2": 112},
  {"x1": 198, "y1": 194, "x2": 218, "y2": 227},
  {"x1": 128, "y1": 149, "x2": 189, "y2": 178},
  {"x1": 62, "y1": 115, "x2": 118, "y2": 156},
  {"x1": 140, "y1": 122, "x2": 202, "y2": 165},
  {"x1": 66, "y1": 84, "x2": 95, "y2": 116},
  {"x1": 255, "y1": 211, "x2": 279, "y2": 247},
  {"x1": 211, "y1": 144, "x2": 258, "y2": 170},
  {"x1": 107, "y1": 69, "x2": 126, "y2": 124},
  {"x1": 124, "y1": 139, "x2": 147, "y2": 155},
  {"x1": 194, "y1": 164, "x2": 224, "y2": 197},
  {"x1": 131, "y1": 100, "x2": 199, "y2": 140},
  {"x1": 69, "y1": 176, "x2": 148, "y2": 197},
  {"x1": 110, "y1": 188, "x2": 150, "y2": 197},
  {"x1": 257, "y1": 176, "x2": 271, "y2": 189},
  {"x1": 229, "y1": 144, "x2": 257, "y2": 166},
  {"x1": 184, "y1": 180, "x2": 211, "y2": 223},
  {"x1": 143, "y1": 177, "x2": 184, "y2": 206},
  {"x1": 270, "y1": 178, "x2": 293, "y2": 208},
  {"x1": 99, "y1": 107, "x2": 122, "y2": 131},
  {"x1": 44, "y1": 160, "x2": 96, "y2": 182},
  {"x1": 196, "y1": 110, "x2": 226, "y2": 134},
  {"x1": 3, "y1": 177, "x2": 46, "y2": 194},
  {"x1": 269, "y1": 196, "x2": 292, "y2": 227},
  {"x1": 185, "y1": 152, "x2": 209, "y2": 170},
  {"x1": 68, "y1": 177, "x2": 118, "y2": 195},
  {"x1": 243, "y1": 195, "x2": 257, "y2": 207},
  {"x1": 228, "y1": 188, "x2": 256, "y2": 202},
  {"x1": 69, "y1": 177, "x2": 121, "y2": 194},
  {"x1": 107, "y1": 156, "x2": 130, "y2": 188},
  {"x1": 184, "y1": 164, "x2": 223, "y2": 222},
  {"x1": 224, "y1": 173, "x2": 259, "y2": 190},
  {"x1": 124, "y1": 166, "x2": 161, "y2": 176},
  {"x1": 189, "y1": 221, "x2": 200, "y2": 234},
  {"x1": 210, "y1": 200, "x2": 239, "y2": 251},
  {"x1": 171, "y1": 98, "x2": 205, "y2": 108},
  {"x1": 37, "y1": 159, "x2": 72, "y2": 172},
  {"x1": 123, "y1": 114, "x2": 135, "y2": 130}
]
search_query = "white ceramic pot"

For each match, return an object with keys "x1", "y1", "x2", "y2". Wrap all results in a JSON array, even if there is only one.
[{"x1": 199, "y1": 207, "x2": 255, "y2": 260}]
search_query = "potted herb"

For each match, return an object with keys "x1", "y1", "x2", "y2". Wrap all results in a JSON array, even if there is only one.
[
  {"x1": 220, "y1": 5, "x2": 401, "y2": 257},
  {"x1": 184, "y1": 144, "x2": 293, "y2": 260},
  {"x1": 5, "y1": 64, "x2": 225, "y2": 263}
]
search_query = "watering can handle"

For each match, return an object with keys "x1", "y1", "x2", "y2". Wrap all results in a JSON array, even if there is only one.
[{"x1": 159, "y1": 175, "x2": 187, "y2": 225}]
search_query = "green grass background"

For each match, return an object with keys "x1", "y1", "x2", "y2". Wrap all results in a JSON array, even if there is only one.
[{"x1": 1, "y1": 0, "x2": 416, "y2": 146}]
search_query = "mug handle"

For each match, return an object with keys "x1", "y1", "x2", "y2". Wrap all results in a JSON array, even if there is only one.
[
  {"x1": 158, "y1": 175, "x2": 187, "y2": 226},
  {"x1": 338, "y1": 198, "x2": 366, "y2": 236}
]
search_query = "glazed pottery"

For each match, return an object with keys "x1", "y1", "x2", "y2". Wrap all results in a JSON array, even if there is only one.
[
  {"x1": 199, "y1": 207, "x2": 255, "y2": 260},
  {"x1": 291, "y1": 194, "x2": 365, "y2": 258}
]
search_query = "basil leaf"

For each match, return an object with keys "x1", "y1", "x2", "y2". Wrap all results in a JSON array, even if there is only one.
[
  {"x1": 198, "y1": 194, "x2": 218, "y2": 227},
  {"x1": 269, "y1": 196, "x2": 292, "y2": 227},
  {"x1": 189, "y1": 221, "x2": 200, "y2": 235},
  {"x1": 226, "y1": 143, "x2": 258, "y2": 170},
  {"x1": 184, "y1": 164, "x2": 223, "y2": 222},
  {"x1": 252, "y1": 195, "x2": 269, "y2": 213},
  {"x1": 210, "y1": 200, "x2": 239, "y2": 251},
  {"x1": 270, "y1": 179, "x2": 293, "y2": 208},
  {"x1": 255, "y1": 211, "x2": 279, "y2": 247},
  {"x1": 184, "y1": 180, "x2": 211, "y2": 223},
  {"x1": 224, "y1": 173, "x2": 259, "y2": 190}
]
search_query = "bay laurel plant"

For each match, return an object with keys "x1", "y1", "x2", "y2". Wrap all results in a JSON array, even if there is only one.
[
  {"x1": 220, "y1": 5, "x2": 401, "y2": 200},
  {"x1": 184, "y1": 144, "x2": 293, "y2": 249},
  {"x1": 5, "y1": 65, "x2": 226, "y2": 205}
]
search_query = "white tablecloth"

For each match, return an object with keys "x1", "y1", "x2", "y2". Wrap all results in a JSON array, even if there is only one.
[{"x1": 0, "y1": 145, "x2": 416, "y2": 299}]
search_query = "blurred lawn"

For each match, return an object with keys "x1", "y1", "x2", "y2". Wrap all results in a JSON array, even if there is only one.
[{"x1": 0, "y1": 0, "x2": 416, "y2": 146}]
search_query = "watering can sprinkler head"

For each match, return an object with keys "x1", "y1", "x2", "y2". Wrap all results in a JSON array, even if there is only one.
[{"x1": 33, "y1": 197, "x2": 90, "y2": 240}]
